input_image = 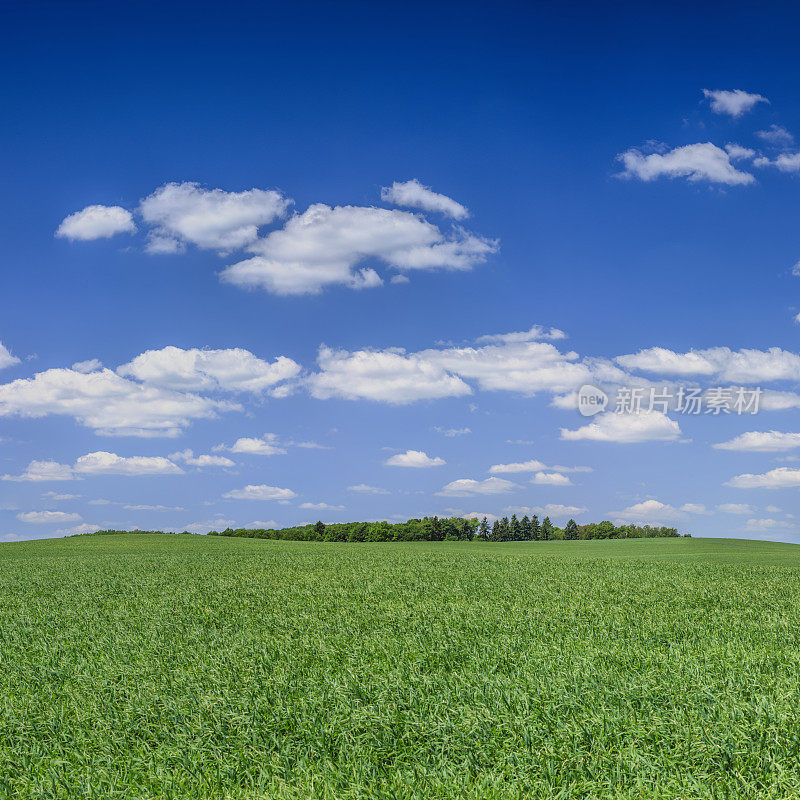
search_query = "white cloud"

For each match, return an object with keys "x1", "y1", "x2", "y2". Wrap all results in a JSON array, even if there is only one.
[
  {"x1": 223, "y1": 484, "x2": 296, "y2": 501},
  {"x1": 617, "y1": 143, "x2": 755, "y2": 185},
  {"x1": 744, "y1": 518, "x2": 792, "y2": 531},
  {"x1": 725, "y1": 143, "x2": 756, "y2": 160},
  {"x1": 3, "y1": 460, "x2": 74, "y2": 482},
  {"x1": 0, "y1": 367, "x2": 234, "y2": 438},
  {"x1": 18, "y1": 510, "x2": 82, "y2": 524},
  {"x1": 42, "y1": 492, "x2": 81, "y2": 500},
  {"x1": 766, "y1": 505, "x2": 783, "y2": 513},
  {"x1": 561, "y1": 411, "x2": 681, "y2": 443},
  {"x1": 433, "y1": 426, "x2": 471, "y2": 437},
  {"x1": 717, "y1": 503, "x2": 755, "y2": 515},
  {"x1": 726, "y1": 467, "x2": 800, "y2": 489},
  {"x1": 680, "y1": 503, "x2": 709, "y2": 515},
  {"x1": 139, "y1": 182, "x2": 290, "y2": 252},
  {"x1": 612, "y1": 499, "x2": 685, "y2": 522},
  {"x1": 225, "y1": 434, "x2": 286, "y2": 456},
  {"x1": 308, "y1": 346, "x2": 472, "y2": 404},
  {"x1": 221, "y1": 204, "x2": 497, "y2": 295},
  {"x1": 616, "y1": 346, "x2": 800, "y2": 383},
  {"x1": 73, "y1": 451, "x2": 183, "y2": 476},
  {"x1": 117, "y1": 346, "x2": 300, "y2": 394},
  {"x1": 56, "y1": 205, "x2": 136, "y2": 241},
  {"x1": 756, "y1": 125, "x2": 794, "y2": 147},
  {"x1": 703, "y1": 89, "x2": 768, "y2": 117},
  {"x1": 56, "y1": 523, "x2": 101, "y2": 535},
  {"x1": 299, "y1": 502, "x2": 345, "y2": 510},
  {"x1": 71, "y1": 358, "x2": 103, "y2": 373},
  {"x1": 347, "y1": 484, "x2": 390, "y2": 494},
  {"x1": 489, "y1": 459, "x2": 548, "y2": 474},
  {"x1": 185, "y1": 517, "x2": 237, "y2": 534},
  {"x1": 476, "y1": 325, "x2": 567, "y2": 344},
  {"x1": 436, "y1": 477, "x2": 519, "y2": 497},
  {"x1": 384, "y1": 450, "x2": 445, "y2": 468},
  {"x1": 380, "y1": 179, "x2": 469, "y2": 220},
  {"x1": 0, "y1": 343, "x2": 20, "y2": 371},
  {"x1": 532, "y1": 471, "x2": 572, "y2": 486},
  {"x1": 169, "y1": 449, "x2": 235, "y2": 467},
  {"x1": 714, "y1": 431, "x2": 800, "y2": 452}
]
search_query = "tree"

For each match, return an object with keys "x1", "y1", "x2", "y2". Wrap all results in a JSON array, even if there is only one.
[
  {"x1": 510, "y1": 514, "x2": 521, "y2": 541},
  {"x1": 499, "y1": 516, "x2": 510, "y2": 541},
  {"x1": 541, "y1": 516, "x2": 553, "y2": 541},
  {"x1": 564, "y1": 519, "x2": 578, "y2": 540},
  {"x1": 521, "y1": 515, "x2": 532, "y2": 540},
  {"x1": 531, "y1": 514, "x2": 541, "y2": 541},
  {"x1": 459, "y1": 520, "x2": 472, "y2": 540},
  {"x1": 430, "y1": 516, "x2": 444, "y2": 541},
  {"x1": 314, "y1": 520, "x2": 326, "y2": 538},
  {"x1": 490, "y1": 519, "x2": 502, "y2": 541},
  {"x1": 478, "y1": 517, "x2": 490, "y2": 539}
]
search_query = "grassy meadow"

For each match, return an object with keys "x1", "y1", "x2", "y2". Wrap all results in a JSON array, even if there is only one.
[{"x1": 1, "y1": 534, "x2": 800, "y2": 798}]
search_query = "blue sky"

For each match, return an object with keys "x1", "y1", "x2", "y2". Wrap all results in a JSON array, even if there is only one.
[{"x1": 4, "y1": 1, "x2": 800, "y2": 540}]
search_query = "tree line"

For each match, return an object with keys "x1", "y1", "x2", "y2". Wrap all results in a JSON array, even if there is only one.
[{"x1": 206, "y1": 515, "x2": 684, "y2": 542}]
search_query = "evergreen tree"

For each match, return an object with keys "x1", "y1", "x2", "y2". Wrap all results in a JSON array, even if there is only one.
[
  {"x1": 490, "y1": 519, "x2": 501, "y2": 541},
  {"x1": 431, "y1": 515, "x2": 444, "y2": 541},
  {"x1": 314, "y1": 520, "x2": 326, "y2": 538},
  {"x1": 510, "y1": 514, "x2": 521, "y2": 541},
  {"x1": 541, "y1": 516, "x2": 553, "y2": 541},
  {"x1": 564, "y1": 518, "x2": 579, "y2": 540},
  {"x1": 500, "y1": 516, "x2": 510, "y2": 541},
  {"x1": 478, "y1": 517, "x2": 490, "y2": 539},
  {"x1": 521, "y1": 515, "x2": 532, "y2": 540},
  {"x1": 459, "y1": 520, "x2": 472, "y2": 540},
  {"x1": 531, "y1": 514, "x2": 541, "y2": 541}
]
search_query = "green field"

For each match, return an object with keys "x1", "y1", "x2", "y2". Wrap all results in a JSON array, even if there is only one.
[{"x1": 2, "y1": 534, "x2": 800, "y2": 799}]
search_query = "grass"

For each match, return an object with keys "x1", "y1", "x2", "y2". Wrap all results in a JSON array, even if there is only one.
[{"x1": 1, "y1": 534, "x2": 800, "y2": 798}]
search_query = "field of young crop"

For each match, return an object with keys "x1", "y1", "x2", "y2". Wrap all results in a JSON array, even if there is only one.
[{"x1": 1, "y1": 534, "x2": 800, "y2": 799}]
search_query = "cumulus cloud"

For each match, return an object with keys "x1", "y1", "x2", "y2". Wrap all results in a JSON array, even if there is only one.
[
  {"x1": 17, "y1": 510, "x2": 82, "y2": 524},
  {"x1": 436, "y1": 477, "x2": 519, "y2": 497},
  {"x1": 347, "y1": 484, "x2": 390, "y2": 494},
  {"x1": 0, "y1": 367, "x2": 234, "y2": 438},
  {"x1": 561, "y1": 411, "x2": 682, "y2": 443},
  {"x1": 744, "y1": 517, "x2": 792, "y2": 531},
  {"x1": 384, "y1": 450, "x2": 445, "y2": 467},
  {"x1": 139, "y1": 182, "x2": 290, "y2": 252},
  {"x1": 611, "y1": 499, "x2": 685, "y2": 522},
  {"x1": 617, "y1": 143, "x2": 755, "y2": 185},
  {"x1": 169, "y1": 449, "x2": 235, "y2": 467},
  {"x1": 221, "y1": 204, "x2": 497, "y2": 295},
  {"x1": 616, "y1": 346, "x2": 800, "y2": 383},
  {"x1": 0, "y1": 343, "x2": 20, "y2": 371},
  {"x1": 299, "y1": 502, "x2": 345, "y2": 510},
  {"x1": 531, "y1": 471, "x2": 572, "y2": 486},
  {"x1": 714, "y1": 431, "x2": 800, "y2": 452},
  {"x1": 717, "y1": 503, "x2": 755, "y2": 514},
  {"x1": 71, "y1": 358, "x2": 103, "y2": 373},
  {"x1": 476, "y1": 325, "x2": 567, "y2": 344},
  {"x1": 725, "y1": 143, "x2": 756, "y2": 160},
  {"x1": 73, "y1": 451, "x2": 183, "y2": 476},
  {"x1": 57, "y1": 523, "x2": 101, "y2": 535},
  {"x1": 489, "y1": 459, "x2": 548, "y2": 474},
  {"x1": 56, "y1": 205, "x2": 136, "y2": 241},
  {"x1": 308, "y1": 346, "x2": 472, "y2": 404},
  {"x1": 756, "y1": 125, "x2": 794, "y2": 147},
  {"x1": 222, "y1": 434, "x2": 286, "y2": 456},
  {"x1": 703, "y1": 89, "x2": 769, "y2": 117},
  {"x1": 758, "y1": 151, "x2": 800, "y2": 172},
  {"x1": 2, "y1": 460, "x2": 74, "y2": 482},
  {"x1": 680, "y1": 503, "x2": 709, "y2": 515},
  {"x1": 117, "y1": 346, "x2": 300, "y2": 394},
  {"x1": 222, "y1": 484, "x2": 296, "y2": 501},
  {"x1": 380, "y1": 179, "x2": 468, "y2": 219},
  {"x1": 726, "y1": 467, "x2": 800, "y2": 489}
]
